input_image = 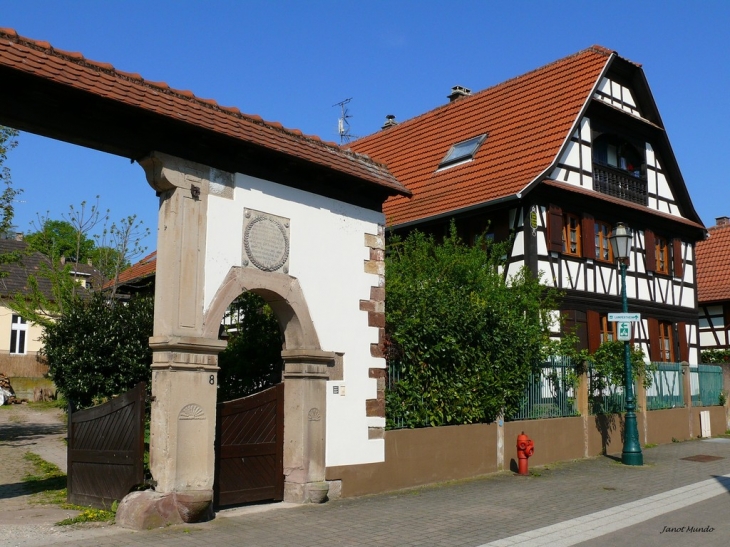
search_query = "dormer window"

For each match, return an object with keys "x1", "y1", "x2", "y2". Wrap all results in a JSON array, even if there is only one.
[{"x1": 438, "y1": 134, "x2": 487, "y2": 169}]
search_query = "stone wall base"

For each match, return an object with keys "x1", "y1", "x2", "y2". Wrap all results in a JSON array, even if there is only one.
[{"x1": 115, "y1": 489, "x2": 213, "y2": 530}]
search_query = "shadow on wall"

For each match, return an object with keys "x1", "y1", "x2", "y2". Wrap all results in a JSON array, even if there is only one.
[{"x1": 595, "y1": 413, "x2": 622, "y2": 455}]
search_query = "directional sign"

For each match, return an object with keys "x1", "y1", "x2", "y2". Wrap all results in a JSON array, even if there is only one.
[
  {"x1": 608, "y1": 313, "x2": 641, "y2": 322},
  {"x1": 617, "y1": 321, "x2": 632, "y2": 341}
]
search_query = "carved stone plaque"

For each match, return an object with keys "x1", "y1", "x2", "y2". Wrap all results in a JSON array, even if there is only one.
[{"x1": 243, "y1": 209, "x2": 290, "y2": 273}]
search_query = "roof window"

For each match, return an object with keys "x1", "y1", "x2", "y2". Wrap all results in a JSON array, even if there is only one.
[{"x1": 439, "y1": 134, "x2": 486, "y2": 169}]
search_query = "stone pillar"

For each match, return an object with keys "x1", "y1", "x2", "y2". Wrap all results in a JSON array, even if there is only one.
[
  {"x1": 281, "y1": 349, "x2": 334, "y2": 503},
  {"x1": 121, "y1": 152, "x2": 229, "y2": 526},
  {"x1": 149, "y1": 337, "x2": 226, "y2": 496}
]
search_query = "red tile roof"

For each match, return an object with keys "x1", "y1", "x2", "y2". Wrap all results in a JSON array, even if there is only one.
[
  {"x1": 696, "y1": 222, "x2": 730, "y2": 304},
  {"x1": 0, "y1": 28, "x2": 408, "y2": 197},
  {"x1": 346, "y1": 46, "x2": 614, "y2": 226},
  {"x1": 105, "y1": 250, "x2": 156, "y2": 289}
]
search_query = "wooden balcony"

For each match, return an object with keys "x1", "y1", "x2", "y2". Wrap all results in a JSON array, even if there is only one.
[{"x1": 592, "y1": 163, "x2": 648, "y2": 206}]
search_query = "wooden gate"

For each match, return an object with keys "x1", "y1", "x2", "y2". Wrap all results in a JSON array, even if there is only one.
[
  {"x1": 214, "y1": 383, "x2": 284, "y2": 507},
  {"x1": 67, "y1": 382, "x2": 146, "y2": 508}
]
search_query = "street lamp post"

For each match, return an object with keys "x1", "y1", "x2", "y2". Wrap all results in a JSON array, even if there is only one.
[{"x1": 609, "y1": 222, "x2": 643, "y2": 466}]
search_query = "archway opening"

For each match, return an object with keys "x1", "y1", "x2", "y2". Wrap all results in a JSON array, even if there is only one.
[{"x1": 216, "y1": 291, "x2": 284, "y2": 403}]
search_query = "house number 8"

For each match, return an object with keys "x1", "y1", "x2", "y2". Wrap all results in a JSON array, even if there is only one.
[{"x1": 209, "y1": 375, "x2": 215, "y2": 385}]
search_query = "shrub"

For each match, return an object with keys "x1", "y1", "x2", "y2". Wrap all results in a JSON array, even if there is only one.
[{"x1": 41, "y1": 293, "x2": 153, "y2": 409}]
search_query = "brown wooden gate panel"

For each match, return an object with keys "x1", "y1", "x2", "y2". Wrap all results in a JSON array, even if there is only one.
[
  {"x1": 67, "y1": 382, "x2": 146, "y2": 508},
  {"x1": 215, "y1": 383, "x2": 284, "y2": 507}
]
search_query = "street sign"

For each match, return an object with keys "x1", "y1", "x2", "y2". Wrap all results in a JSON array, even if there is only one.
[
  {"x1": 617, "y1": 321, "x2": 632, "y2": 341},
  {"x1": 608, "y1": 313, "x2": 641, "y2": 322}
]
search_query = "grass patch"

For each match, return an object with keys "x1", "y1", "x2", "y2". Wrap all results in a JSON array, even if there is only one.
[
  {"x1": 23, "y1": 452, "x2": 116, "y2": 525},
  {"x1": 644, "y1": 443, "x2": 658, "y2": 449}
]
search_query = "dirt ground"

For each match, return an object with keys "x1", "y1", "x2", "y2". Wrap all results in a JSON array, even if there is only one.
[
  {"x1": 0, "y1": 404, "x2": 70, "y2": 519},
  {"x1": 0, "y1": 404, "x2": 123, "y2": 546}
]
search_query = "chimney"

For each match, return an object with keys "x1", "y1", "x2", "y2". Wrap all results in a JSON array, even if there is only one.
[
  {"x1": 447, "y1": 85, "x2": 471, "y2": 102},
  {"x1": 381, "y1": 114, "x2": 398, "y2": 130},
  {"x1": 14, "y1": 232, "x2": 23, "y2": 241},
  {"x1": 716, "y1": 216, "x2": 730, "y2": 227}
]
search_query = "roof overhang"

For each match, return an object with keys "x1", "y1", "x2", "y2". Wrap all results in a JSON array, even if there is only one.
[{"x1": 0, "y1": 29, "x2": 409, "y2": 212}]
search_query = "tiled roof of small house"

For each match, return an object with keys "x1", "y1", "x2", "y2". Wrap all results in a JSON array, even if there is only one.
[
  {"x1": 104, "y1": 250, "x2": 156, "y2": 290},
  {"x1": 696, "y1": 219, "x2": 730, "y2": 304},
  {"x1": 346, "y1": 46, "x2": 617, "y2": 226},
  {"x1": 0, "y1": 239, "x2": 55, "y2": 299},
  {"x1": 0, "y1": 28, "x2": 408, "y2": 197}
]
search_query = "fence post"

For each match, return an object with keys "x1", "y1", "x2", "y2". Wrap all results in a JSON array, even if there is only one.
[
  {"x1": 576, "y1": 366, "x2": 589, "y2": 457},
  {"x1": 635, "y1": 374, "x2": 647, "y2": 446},
  {"x1": 681, "y1": 361, "x2": 692, "y2": 438}
]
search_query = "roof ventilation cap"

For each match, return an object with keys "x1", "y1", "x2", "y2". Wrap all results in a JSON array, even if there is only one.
[{"x1": 382, "y1": 114, "x2": 398, "y2": 130}]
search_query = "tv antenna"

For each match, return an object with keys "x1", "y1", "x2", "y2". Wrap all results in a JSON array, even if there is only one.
[{"x1": 333, "y1": 97, "x2": 357, "y2": 144}]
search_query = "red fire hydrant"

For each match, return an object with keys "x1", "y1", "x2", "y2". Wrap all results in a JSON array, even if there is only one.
[{"x1": 516, "y1": 432, "x2": 535, "y2": 475}]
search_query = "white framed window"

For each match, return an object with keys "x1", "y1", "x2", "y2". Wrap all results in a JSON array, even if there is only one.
[{"x1": 10, "y1": 314, "x2": 27, "y2": 355}]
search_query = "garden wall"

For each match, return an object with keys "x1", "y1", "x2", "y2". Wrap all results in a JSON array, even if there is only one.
[{"x1": 326, "y1": 405, "x2": 728, "y2": 498}]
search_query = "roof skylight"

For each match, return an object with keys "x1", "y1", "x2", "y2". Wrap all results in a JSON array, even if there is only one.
[{"x1": 439, "y1": 134, "x2": 487, "y2": 168}]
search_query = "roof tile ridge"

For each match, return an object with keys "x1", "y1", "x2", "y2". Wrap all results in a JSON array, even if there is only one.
[
  {"x1": 350, "y1": 45, "x2": 613, "y2": 146},
  {"x1": 0, "y1": 27, "x2": 395, "y2": 173}
]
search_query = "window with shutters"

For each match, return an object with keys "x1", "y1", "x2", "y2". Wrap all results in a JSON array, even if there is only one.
[
  {"x1": 10, "y1": 315, "x2": 27, "y2": 355},
  {"x1": 658, "y1": 321, "x2": 675, "y2": 362},
  {"x1": 594, "y1": 222, "x2": 613, "y2": 262},
  {"x1": 655, "y1": 236, "x2": 669, "y2": 275},
  {"x1": 562, "y1": 214, "x2": 581, "y2": 256},
  {"x1": 599, "y1": 314, "x2": 616, "y2": 344}
]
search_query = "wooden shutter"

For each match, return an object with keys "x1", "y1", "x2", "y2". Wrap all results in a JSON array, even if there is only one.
[
  {"x1": 587, "y1": 310, "x2": 601, "y2": 353},
  {"x1": 644, "y1": 229, "x2": 656, "y2": 272},
  {"x1": 491, "y1": 210, "x2": 510, "y2": 243},
  {"x1": 581, "y1": 215, "x2": 595, "y2": 259},
  {"x1": 677, "y1": 322, "x2": 689, "y2": 362},
  {"x1": 548, "y1": 205, "x2": 564, "y2": 253},
  {"x1": 562, "y1": 309, "x2": 588, "y2": 350},
  {"x1": 647, "y1": 317, "x2": 660, "y2": 361},
  {"x1": 672, "y1": 239, "x2": 683, "y2": 278}
]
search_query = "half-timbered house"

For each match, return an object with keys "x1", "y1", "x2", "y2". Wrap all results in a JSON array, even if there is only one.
[
  {"x1": 348, "y1": 45, "x2": 706, "y2": 364},
  {"x1": 696, "y1": 217, "x2": 730, "y2": 353}
]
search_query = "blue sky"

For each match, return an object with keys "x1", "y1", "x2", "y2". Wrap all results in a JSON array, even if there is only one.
[{"x1": 2, "y1": 1, "x2": 729, "y2": 255}]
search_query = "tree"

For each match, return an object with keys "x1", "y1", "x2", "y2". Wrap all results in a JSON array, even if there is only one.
[
  {"x1": 0, "y1": 126, "x2": 22, "y2": 277},
  {"x1": 41, "y1": 292, "x2": 154, "y2": 409},
  {"x1": 384, "y1": 224, "x2": 560, "y2": 428},
  {"x1": 25, "y1": 218, "x2": 96, "y2": 263},
  {"x1": 217, "y1": 292, "x2": 283, "y2": 401},
  {"x1": 11, "y1": 203, "x2": 149, "y2": 324}
]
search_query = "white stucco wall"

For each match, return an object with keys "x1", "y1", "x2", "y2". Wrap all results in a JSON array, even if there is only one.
[{"x1": 204, "y1": 173, "x2": 386, "y2": 467}]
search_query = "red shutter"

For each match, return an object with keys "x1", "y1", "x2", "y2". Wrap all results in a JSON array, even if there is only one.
[
  {"x1": 677, "y1": 322, "x2": 689, "y2": 362},
  {"x1": 587, "y1": 310, "x2": 601, "y2": 353},
  {"x1": 644, "y1": 229, "x2": 656, "y2": 272},
  {"x1": 581, "y1": 215, "x2": 595, "y2": 259},
  {"x1": 548, "y1": 205, "x2": 563, "y2": 253},
  {"x1": 647, "y1": 317, "x2": 660, "y2": 361},
  {"x1": 672, "y1": 239, "x2": 683, "y2": 278}
]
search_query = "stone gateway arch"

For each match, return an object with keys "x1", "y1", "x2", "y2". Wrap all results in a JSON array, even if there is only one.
[{"x1": 0, "y1": 29, "x2": 408, "y2": 524}]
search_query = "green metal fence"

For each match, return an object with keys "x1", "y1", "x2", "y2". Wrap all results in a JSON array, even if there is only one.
[
  {"x1": 508, "y1": 357, "x2": 579, "y2": 421},
  {"x1": 691, "y1": 364, "x2": 724, "y2": 407},
  {"x1": 588, "y1": 364, "x2": 632, "y2": 415},
  {"x1": 646, "y1": 362, "x2": 684, "y2": 410}
]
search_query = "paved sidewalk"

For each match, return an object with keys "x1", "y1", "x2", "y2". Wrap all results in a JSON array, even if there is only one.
[{"x1": 22, "y1": 435, "x2": 726, "y2": 547}]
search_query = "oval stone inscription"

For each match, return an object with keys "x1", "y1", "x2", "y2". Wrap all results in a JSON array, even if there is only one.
[{"x1": 244, "y1": 216, "x2": 289, "y2": 272}]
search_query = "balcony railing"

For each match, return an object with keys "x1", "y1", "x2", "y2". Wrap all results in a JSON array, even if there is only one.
[{"x1": 593, "y1": 163, "x2": 648, "y2": 206}]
